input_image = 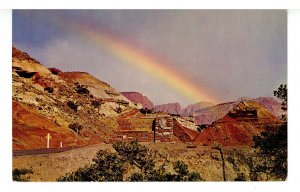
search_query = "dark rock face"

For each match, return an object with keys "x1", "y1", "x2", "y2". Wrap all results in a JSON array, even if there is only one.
[
  {"x1": 48, "y1": 67, "x2": 62, "y2": 75},
  {"x1": 121, "y1": 92, "x2": 154, "y2": 109},
  {"x1": 15, "y1": 70, "x2": 37, "y2": 78}
]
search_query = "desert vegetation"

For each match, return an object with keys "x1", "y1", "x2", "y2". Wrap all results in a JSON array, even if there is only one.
[
  {"x1": 196, "y1": 124, "x2": 207, "y2": 132},
  {"x1": 252, "y1": 84, "x2": 287, "y2": 180},
  {"x1": 115, "y1": 106, "x2": 122, "y2": 114},
  {"x1": 68, "y1": 123, "x2": 83, "y2": 134},
  {"x1": 48, "y1": 67, "x2": 62, "y2": 75},
  {"x1": 44, "y1": 87, "x2": 54, "y2": 93},
  {"x1": 75, "y1": 82, "x2": 90, "y2": 95},
  {"x1": 91, "y1": 99, "x2": 102, "y2": 108},
  {"x1": 58, "y1": 141, "x2": 203, "y2": 181},
  {"x1": 13, "y1": 168, "x2": 33, "y2": 181},
  {"x1": 67, "y1": 101, "x2": 79, "y2": 112},
  {"x1": 140, "y1": 108, "x2": 153, "y2": 114}
]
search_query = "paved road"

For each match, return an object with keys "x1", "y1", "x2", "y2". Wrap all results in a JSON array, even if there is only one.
[{"x1": 13, "y1": 147, "x2": 76, "y2": 156}]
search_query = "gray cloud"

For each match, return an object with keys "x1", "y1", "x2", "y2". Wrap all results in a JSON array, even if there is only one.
[{"x1": 13, "y1": 10, "x2": 287, "y2": 106}]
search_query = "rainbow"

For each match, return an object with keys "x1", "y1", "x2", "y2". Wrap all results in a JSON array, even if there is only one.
[{"x1": 73, "y1": 23, "x2": 218, "y2": 104}]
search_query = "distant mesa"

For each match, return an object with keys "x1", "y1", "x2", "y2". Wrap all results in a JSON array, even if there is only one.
[
  {"x1": 153, "y1": 97, "x2": 284, "y2": 126},
  {"x1": 153, "y1": 102, "x2": 215, "y2": 116},
  {"x1": 237, "y1": 96, "x2": 254, "y2": 102},
  {"x1": 194, "y1": 101, "x2": 236, "y2": 125},
  {"x1": 121, "y1": 91, "x2": 154, "y2": 109},
  {"x1": 154, "y1": 102, "x2": 182, "y2": 115},
  {"x1": 181, "y1": 102, "x2": 215, "y2": 116}
]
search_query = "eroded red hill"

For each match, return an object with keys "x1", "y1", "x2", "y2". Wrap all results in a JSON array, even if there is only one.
[
  {"x1": 13, "y1": 101, "x2": 87, "y2": 150},
  {"x1": 193, "y1": 101, "x2": 282, "y2": 146}
]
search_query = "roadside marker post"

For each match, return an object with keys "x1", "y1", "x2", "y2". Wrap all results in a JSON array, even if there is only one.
[{"x1": 46, "y1": 133, "x2": 52, "y2": 148}]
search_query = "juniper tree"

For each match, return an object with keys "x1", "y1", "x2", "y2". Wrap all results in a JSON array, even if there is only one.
[{"x1": 253, "y1": 84, "x2": 287, "y2": 180}]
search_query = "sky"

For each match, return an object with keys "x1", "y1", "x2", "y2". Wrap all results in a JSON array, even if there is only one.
[{"x1": 13, "y1": 10, "x2": 287, "y2": 107}]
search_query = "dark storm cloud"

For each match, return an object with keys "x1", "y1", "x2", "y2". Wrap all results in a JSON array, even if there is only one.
[{"x1": 13, "y1": 10, "x2": 287, "y2": 106}]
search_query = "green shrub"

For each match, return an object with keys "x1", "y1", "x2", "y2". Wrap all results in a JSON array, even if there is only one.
[
  {"x1": 140, "y1": 108, "x2": 153, "y2": 114},
  {"x1": 253, "y1": 84, "x2": 287, "y2": 180},
  {"x1": 58, "y1": 141, "x2": 204, "y2": 181},
  {"x1": 91, "y1": 100, "x2": 101, "y2": 108},
  {"x1": 67, "y1": 101, "x2": 78, "y2": 112},
  {"x1": 58, "y1": 150, "x2": 125, "y2": 181},
  {"x1": 44, "y1": 87, "x2": 54, "y2": 93},
  {"x1": 68, "y1": 123, "x2": 83, "y2": 134},
  {"x1": 234, "y1": 173, "x2": 246, "y2": 181},
  {"x1": 196, "y1": 124, "x2": 207, "y2": 132},
  {"x1": 75, "y1": 82, "x2": 90, "y2": 95},
  {"x1": 48, "y1": 67, "x2": 62, "y2": 75},
  {"x1": 13, "y1": 168, "x2": 33, "y2": 181},
  {"x1": 115, "y1": 106, "x2": 122, "y2": 114}
]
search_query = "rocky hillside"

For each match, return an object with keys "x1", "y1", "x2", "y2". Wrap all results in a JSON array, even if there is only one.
[
  {"x1": 121, "y1": 91, "x2": 154, "y2": 109},
  {"x1": 12, "y1": 46, "x2": 139, "y2": 150},
  {"x1": 12, "y1": 46, "x2": 284, "y2": 150}
]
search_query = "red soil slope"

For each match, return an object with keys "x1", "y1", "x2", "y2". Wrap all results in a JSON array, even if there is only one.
[
  {"x1": 13, "y1": 101, "x2": 87, "y2": 150},
  {"x1": 173, "y1": 120, "x2": 199, "y2": 142}
]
